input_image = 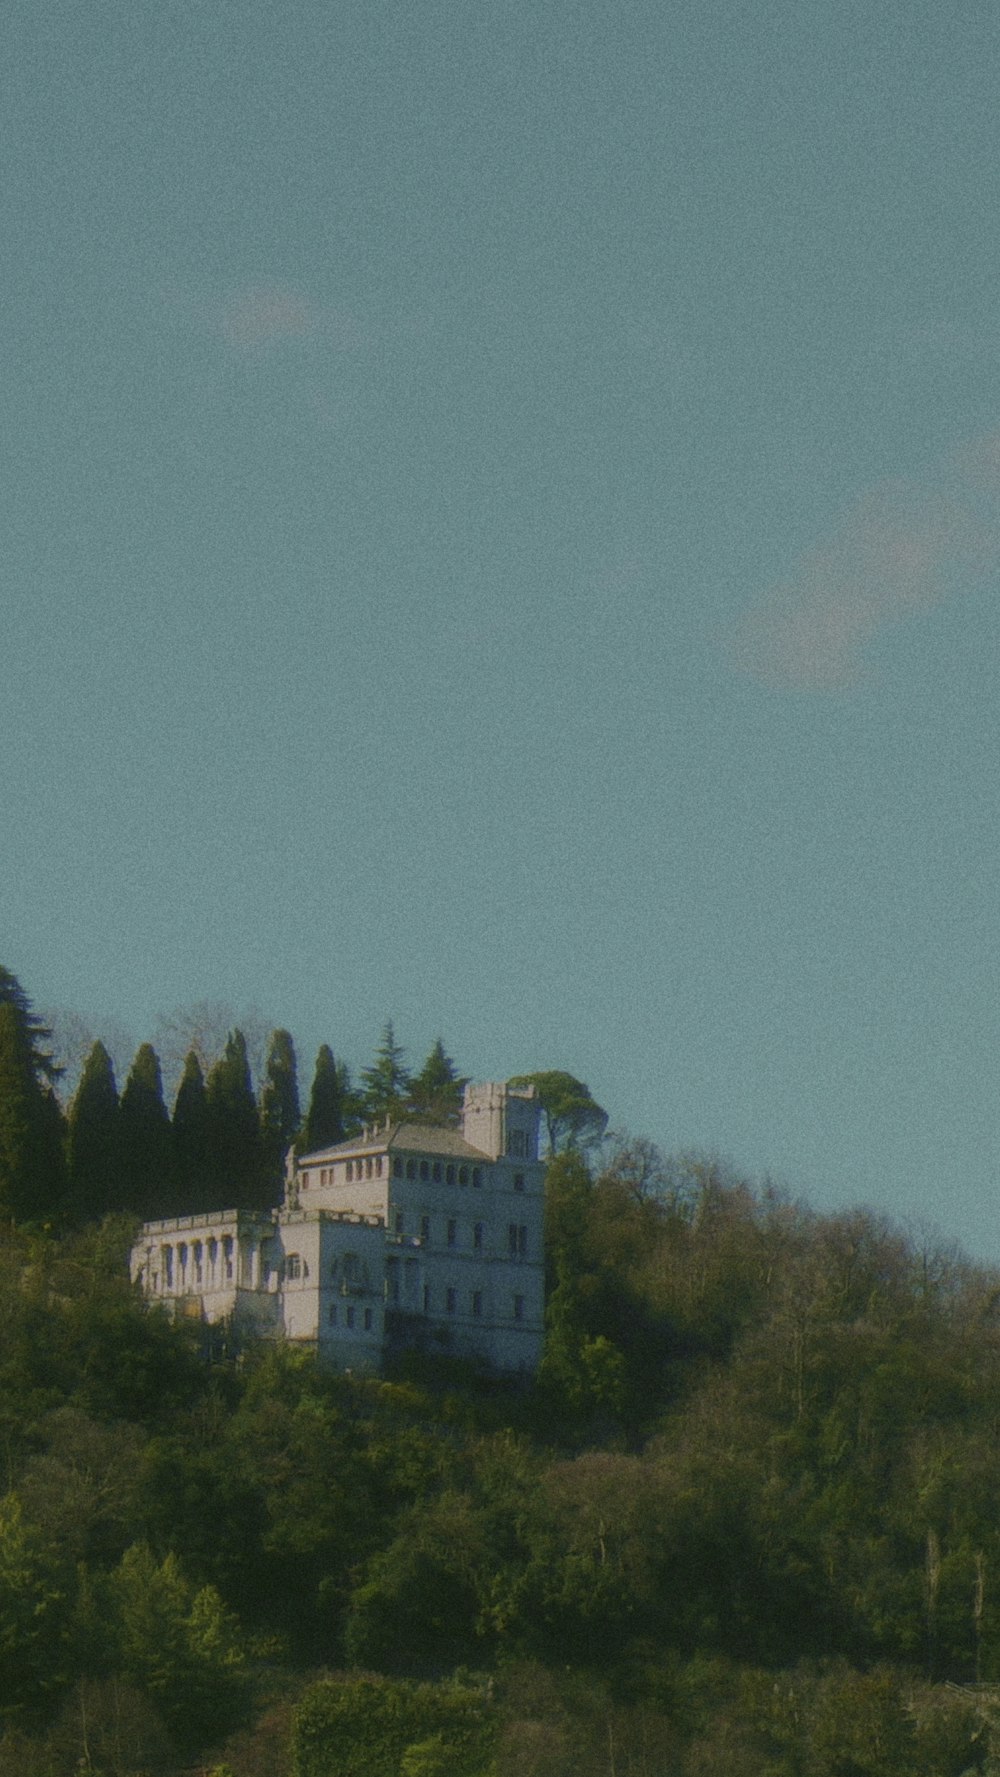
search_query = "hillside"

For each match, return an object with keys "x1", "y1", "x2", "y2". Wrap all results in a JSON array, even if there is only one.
[{"x1": 3, "y1": 1145, "x2": 1000, "y2": 1774}]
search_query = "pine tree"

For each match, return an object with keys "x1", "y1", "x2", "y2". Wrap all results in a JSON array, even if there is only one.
[
  {"x1": 0, "y1": 967, "x2": 60, "y2": 1088},
  {"x1": 120, "y1": 1044, "x2": 174, "y2": 1219},
  {"x1": 508, "y1": 1071, "x2": 609, "y2": 1156},
  {"x1": 360, "y1": 1022, "x2": 410, "y2": 1122},
  {"x1": 67, "y1": 1041, "x2": 121, "y2": 1221},
  {"x1": 260, "y1": 1029, "x2": 300, "y2": 1202},
  {"x1": 408, "y1": 1039, "x2": 466, "y2": 1125},
  {"x1": 205, "y1": 1030, "x2": 263, "y2": 1209},
  {"x1": 301, "y1": 1044, "x2": 346, "y2": 1153},
  {"x1": 172, "y1": 1050, "x2": 212, "y2": 1214}
]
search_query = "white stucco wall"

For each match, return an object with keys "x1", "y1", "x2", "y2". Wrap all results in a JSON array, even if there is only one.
[{"x1": 131, "y1": 1082, "x2": 546, "y2": 1375}]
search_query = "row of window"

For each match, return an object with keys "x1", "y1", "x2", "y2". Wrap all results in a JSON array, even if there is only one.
[
  {"x1": 393, "y1": 1214, "x2": 531, "y2": 1257},
  {"x1": 394, "y1": 1157, "x2": 484, "y2": 1186},
  {"x1": 466, "y1": 1290, "x2": 524, "y2": 1321},
  {"x1": 328, "y1": 1304, "x2": 376, "y2": 1331},
  {"x1": 327, "y1": 1294, "x2": 528, "y2": 1330},
  {"x1": 311, "y1": 1157, "x2": 529, "y2": 1190},
  {"x1": 430, "y1": 1286, "x2": 527, "y2": 1320}
]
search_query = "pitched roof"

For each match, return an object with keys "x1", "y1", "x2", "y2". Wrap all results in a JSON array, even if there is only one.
[{"x1": 299, "y1": 1120, "x2": 491, "y2": 1165}]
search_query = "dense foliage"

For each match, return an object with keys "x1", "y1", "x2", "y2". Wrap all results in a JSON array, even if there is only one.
[{"x1": 3, "y1": 967, "x2": 1000, "y2": 1774}]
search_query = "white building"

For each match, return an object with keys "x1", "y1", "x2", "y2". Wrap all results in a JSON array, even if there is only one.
[{"x1": 130, "y1": 1080, "x2": 546, "y2": 1374}]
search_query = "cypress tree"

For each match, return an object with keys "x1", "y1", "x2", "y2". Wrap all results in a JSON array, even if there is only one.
[
  {"x1": 66, "y1": 1041, "x2": 120, "y2": 1222},
  {"x1": 260, "y1": 1029, "x2": 300, "y2": 1201},
  {"x1": 205, "y1": 1030, "x2": 263, "y2": 1209},
  {"x1": 301, "y1": 1045, "x2": 346, "y2": 1152},
  {"x1": 172, "y1": 1050, "x2": 211, "y2": 1214},
  {"x1": 0, "y1": 1001, "x2": 66, "y2": 1225},
  {"x1": 120, "y1": 1043, "x2": 174, "y2": 1219}
]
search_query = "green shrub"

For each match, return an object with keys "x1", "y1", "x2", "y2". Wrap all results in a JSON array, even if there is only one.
[{"x1": 291, "y1": 1674, "x2": 495, "y2": 1777}]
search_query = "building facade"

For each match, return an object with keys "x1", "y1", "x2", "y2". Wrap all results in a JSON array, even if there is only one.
[{"x1": 130, "y1": 1080, "x2": 546, "y2": 1373}]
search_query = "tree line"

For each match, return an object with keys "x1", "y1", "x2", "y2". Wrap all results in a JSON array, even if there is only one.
[{"x1": 1, "y1": 969, "x2": 479, "y2": 1225}]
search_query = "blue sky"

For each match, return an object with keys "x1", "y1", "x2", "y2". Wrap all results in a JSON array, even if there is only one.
[{"x1": 4, "y1": 0, "x2": 1000, "y2": 1257}]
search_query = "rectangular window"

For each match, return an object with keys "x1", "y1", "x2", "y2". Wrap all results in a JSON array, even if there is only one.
[
  {"x1": 472, "y1": 1291, "x2": 482, "y2": 1318},
  {"x1": 519, "y1": 1224, "x2": 528, "y2": 1257},
  {"x1": 420, "y1": 1215, "x2": 431, "y2": 1241},
  {"x1": 446, "y1": 1288, "x2": 457, "y2": 1315},
  {"x1": 346, "y1": 1305, "x2": 355, "y2": 1329},
  {"x1": 286, "y1": 1254, "x2": 301, "y2": 1280},
  {"x1": 395, "y1": 1211, "x2": 404, "y2": 1235},
  {"x1": 473, "y1": 1222, "x2": 483, "y2": 1250},
  {"x1": 513, "y1": 1294, "x2": 525, "y2": 1322},
  {"x1": 513, "y1": 1173, "x2": 525, "y2": 1192},
  {"x1": 364, "y1": 1307, "x2": 373, "y2": 1331},
  {"x1": 509, "y1": 1223, "x2": 518, "y2": 1258},
  {"x1": 447, "y1": 1219, "x2": 457, "y2": 1248},
  {"x1": 423, "y1": 1284, "x2": 431, "y2": 1313}
]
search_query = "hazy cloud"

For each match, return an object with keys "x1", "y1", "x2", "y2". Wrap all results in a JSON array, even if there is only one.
[
  {"x1": 205, "y1": 284, "x2": 362, "y2": 354},
  {"x1": 728, "y1": 437, "x2": 1000, "y2": 689},
  {"x1": 220, "y1": 285, "x2": 318, "y2": 349}
]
